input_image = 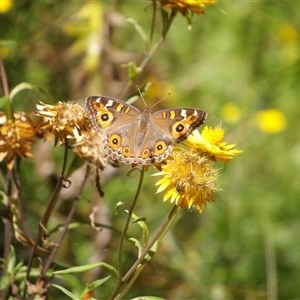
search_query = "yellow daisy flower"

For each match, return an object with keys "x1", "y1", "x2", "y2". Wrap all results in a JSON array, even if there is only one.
[
  {"x1": 182, "y1": 126, "x2": 243, "y2": 162},
  {"x1": 35, "y1": 101, "x2": 91, "y2": 145},
  {"x1": 153, "y1": 150, "x2": 220, "y2": 213},
  {"x1": 0, "y1": 111, "x2": 36, "y2": 169}
]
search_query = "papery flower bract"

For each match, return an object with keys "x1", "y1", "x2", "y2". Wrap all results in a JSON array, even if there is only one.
[
  {"x1": 182, "y1": 126, "x2": 243, "y2": 162},
  {"x1": 159, "y1": 0, "x2": 215, "y2": 16},
  {"x1": 73, "y1": 130, "x2": 114, "y2": 170},
  {"x1": 0, "y1": 111, "x2": 36, "y2": 169},
  {"x1": 153, "y1": 150, "x2": 220, "y2": 213},
  {"x1": 35, "y1": 101, "x2": 91, "y2": 145}
]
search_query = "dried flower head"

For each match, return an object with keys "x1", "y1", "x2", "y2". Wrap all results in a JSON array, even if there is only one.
[
  {"x1": 35, "y1": 101, "x2": 91, "y2": 145},
  {"x1": 153, "y1": 150, "x2": 221, "y2": 213},
  {"x1": 73, "y1": 130, "x2": 114, "y2": 170},
  {"x1": 182, "y1": 126, "x2": 243, "y2": 162},
  {"x1": 0, "y1": 111, "x2": 36, "y2": 168}
]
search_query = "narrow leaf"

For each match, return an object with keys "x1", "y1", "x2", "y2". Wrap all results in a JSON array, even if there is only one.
[{"x1": 126, "y1": 17, "x2": 148, "y2": 44}]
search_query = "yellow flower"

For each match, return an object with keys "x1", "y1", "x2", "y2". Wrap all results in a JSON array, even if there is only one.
[
  {"x1": 153, "y1": 150, "x2": 220, "y2": 213},
  {"x1": 182, "y1": 126, "x2": 243, "y2": 162},
  {"x1": 256, "y1": 109, "x2": 287, "y2": 134},
  {"x1": 279, "y1": 24, "x2": 298, "y2": 45},
  {"x1": 159, "y1": 0, "x2": 215, "y2": 16},
  {"x1": 0, "y1": 0, "x2": 13, "y2": 13},
  {"x1": 221, "y1": 102, "x2": 241, "y2": 124},
  {"x1": 0, "y1": 111, "x2": 36, "y2": 169},
  {"x1": 35, "y1": 101, "x2": 91, "y2": 145}
]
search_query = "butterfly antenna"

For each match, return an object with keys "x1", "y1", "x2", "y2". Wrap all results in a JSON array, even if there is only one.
[
  {"x1": 136, "y1": 85, "x2": 147, "y2": 108},
  {"x1": 136, "y1": 84, "x2": 171, "y2": 108},
  {"x1": 150, "y1": 92, "x2": 171, "y2": 109}
]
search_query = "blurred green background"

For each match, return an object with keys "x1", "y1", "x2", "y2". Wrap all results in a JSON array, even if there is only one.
[{"x1": 1, "y1": 1, "x2": 299, "y2": 299}]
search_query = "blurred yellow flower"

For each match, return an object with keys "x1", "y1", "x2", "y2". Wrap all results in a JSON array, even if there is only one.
[
  {"x1": 153, "y1": 150, "x2": 220, "y2": 212},
  {"x1": 279, "y1": 24, "x2": 298, "y2": 45},
  {"x1": 182, "y1": 126, "x2": 243, "y2": 162},
  {"x1": 0, "y1": 0, "x2": 13, "y2": 13},
  {"x1": 62, "y1": 3, "x2": 103, "y2": 73},
  {"x1": 256, "y1": 109, "x2": 287, "y2": 134},
  {"x1": 159, "y1": 0, "x2": 215, "y2": 16},
  {"x1": 144, "y1": 77, "x2": 177, "y2": 105},
  {"x1": 0, "y1": 112, "x2": 36, "y2": 169},
  {"x1": 221, "y1": 102, "x2": 241, "y2": 124}
]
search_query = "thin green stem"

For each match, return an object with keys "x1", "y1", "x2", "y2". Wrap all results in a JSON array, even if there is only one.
[
  {"x1": 148, "y1": 0, "x2": 157, "y2": 50},
  {"x1": 122, "y1": 204, "x2": 180, "y2": 284},
  {"x1": 108, "y1": 167, "x2": 145, "y2": 300},
  {"x1": 120, "y1": 9, "x2": 177, "y2": 100},
  {"x1": 117, "y1": 167, "x2": 145, "y2": 281},
  {"x1": 112, "y1": 204, "x2": 181, "y2": 300}
]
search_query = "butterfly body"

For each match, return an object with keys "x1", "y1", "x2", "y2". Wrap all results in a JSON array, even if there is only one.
[{"x1": 85, "y1": 96, "x2": 207, "y2": 165}]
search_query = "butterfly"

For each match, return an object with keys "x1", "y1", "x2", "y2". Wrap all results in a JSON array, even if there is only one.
[{"x1": 85, "y1": 95, "x2": 207, "y2": 165}]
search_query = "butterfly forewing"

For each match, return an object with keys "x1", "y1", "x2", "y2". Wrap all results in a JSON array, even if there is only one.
[
  {"x1": 152, "y1": 108, "x2": 207, "y2": 142},
  {"x1": 85, "y1": 95, "x2": 141, "y2": 130}
]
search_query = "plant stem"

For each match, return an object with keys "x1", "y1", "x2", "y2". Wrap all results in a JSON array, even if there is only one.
[
  {"x1": 122, "y1": 204, "x2": 180, "y2": 283},
  {"x1": 42, "y1": 164, "x2": 91, "y2": 276},
  {"x1": 0, "y1": 56, "x2": 9, "y2": 97},
  {"x1": 120, "y1": 9, "x2": 177, "y2": 100},
  {"x1": 108, "y1": 167, "x2": 145, "y2": 300},
  {"x1": 24, "y1": 143, "x2": 69, "y2": 298},
  {"x1": 117, "y1": 167, "x2": 145, "y2": 281},
  {"x1": 112, "y1": 204, "x2": 181, "y2": 300},
  {"x1": 0, "y1": 59, "x2": 12, "y2": 300},
  {"x1": 148, "y1": 0, "x2": 157, "y2": 50},
  {"x1": 0, "y1": 167, "x2": 13, "y2": 300}
]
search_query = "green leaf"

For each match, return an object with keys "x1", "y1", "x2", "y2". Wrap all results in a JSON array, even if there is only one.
[
  {"x1": 51, "y1": 284, "x2": 79, "y2": 300},
  {"x1": 121, "y1": 62, "x2": 141, "y2": 84},
  {"x1": 53, "y1": 262, "x2": 118, "y2": 277},
  {"x1": 0, "y1": 190, "x2": 7, "y2": 205},
  {"x1": 126, "y1": 17, "x2": 148, "y2": 45},
  {"x1": 0, "y1": 96, "x2": 9, "y2": 110},
  {"x1": 129, "y1": 237, "x2": 143, "y2": 257},
  {"x1": 131, "y1": 216, "x2": 147, "y2": 224},
  {"x1": 81, "y1": 276, "x2": 111, "y2": 296},
  {"x1": 160, "y1": 8, "x2": 169, "y2": 37},
  {"x1": 128, "y1": 211, "x2": 149, "y2": 246},
  {"x1": 7, "y1": 245, "x2": 16, "y2": 273},
  {"x1": 9, "y1": 82, "x2": 52, "y2": 103},
  {"x1": 115, "y1": 201, "x2": 125, "y2": 215},
  {"x1": 142, "y1": 241, "x2": 158, "y2": 264}
]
